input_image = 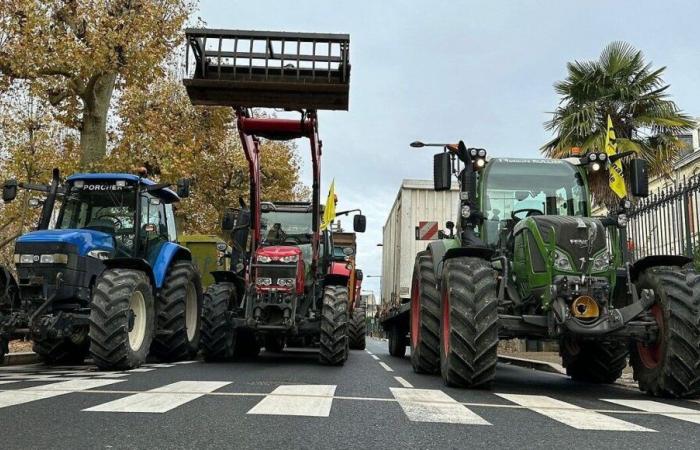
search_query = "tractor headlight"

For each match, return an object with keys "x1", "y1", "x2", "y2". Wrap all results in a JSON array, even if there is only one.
[
  {"x1": 553, "y1": 249, "x2": 573, "y2": 271},
  {"x1": 277, "y1": 278, "x2": 296, "y2": 288},
  {"x1": 256, "y1": 277, "x2": 272, "y2": 286},
  {"x1": 590, "y1": 162, "x2": 601, "y2": 172},
  {"x1": 15, "y1": 254, "x2": 35, "y2": 264},
  {"x1": 617, "y1": 214, "x2": 628, "y2": 227},
  {"x1": 39, "y1": 253, "x2": 69, "y2": 264},
  {"x1": 461, "y1": 205, "x2": 471, "y2": 218},
  {"x1": 87, "y1": 250, "x2": 111, "y2": 261},
  {"x1": 280, "y1": 255, "x2": 298, "y2": 263},
  {"x1": 257, "y1": 255, "x2": 272, "y2": 263},
  {"x1": 592, "y1": 252, "x2": 611, "y2": 272}
]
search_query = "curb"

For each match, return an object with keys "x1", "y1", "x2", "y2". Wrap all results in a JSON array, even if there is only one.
[
  {"x1": 3, "y1": 352, "x2": 40, "y2": 366},
  {"x1": 497, "y1": 354, "x2": 566, "y2": 375}
]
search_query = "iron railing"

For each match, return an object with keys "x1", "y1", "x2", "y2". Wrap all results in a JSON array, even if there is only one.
[{"x1": 627, "y1": 174, "x2": 700, "y2": 261}]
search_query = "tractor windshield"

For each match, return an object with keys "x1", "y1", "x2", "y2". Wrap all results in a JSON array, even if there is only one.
[
  {"x1": 481, "y1": 158, "x2": 589, "y2": 246},
  {"x1": 261, "y1": 210, "x2": 313, "y2": 245}
]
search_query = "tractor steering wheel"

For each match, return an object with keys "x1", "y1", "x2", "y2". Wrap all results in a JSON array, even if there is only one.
[
  {"x1": 511, "y1": 208, "x2": 543, "y2": 221},
  {"x1": 284, "y1": 236, "x2": 303, "y2": 245},
  {"x1": 95, "y1": 213, "x2": 123, "y2": 230}
]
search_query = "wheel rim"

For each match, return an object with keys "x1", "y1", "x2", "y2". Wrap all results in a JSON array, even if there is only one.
[
  {"x1": 185, "y1": 281, "x2": 197, "y2": 342},
  {"x1": 410, "y1": 275, "x2": 420, "y2": 348},
  {"x1": 637, "y1": 304, "x2": 664, "y2": 369},
  {"x1": 128, "y1": 290, "x2": 147, "y2": 352},
  {"x1": 441, "y1": 287, "x2": 450, "y2": 356}
]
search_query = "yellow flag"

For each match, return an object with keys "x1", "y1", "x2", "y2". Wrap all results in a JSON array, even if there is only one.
[
  {"x1": 604, "y1": 115, "x2": 627, "y2": 198},
  {"x1": 321, "y1": 180, "x2": 336, "y2": 230}
]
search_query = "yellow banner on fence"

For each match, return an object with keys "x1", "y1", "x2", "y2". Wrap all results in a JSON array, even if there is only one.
[{"x1": 605, "y1": 115, "x2": 627, "y2": 198}]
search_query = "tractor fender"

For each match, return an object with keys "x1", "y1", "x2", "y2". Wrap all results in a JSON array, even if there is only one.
[
  {"x1": 103, "y1": 258, "x2": 156, "y2": 290},
  {"x1": 425, "y1": 239, "x2": 494, "y2": 283},
  {"x1": 324, "y1": 273, "x2": 350, "y2": 287},
  {"x1": 210, "y1": 270, "x2": 246, "y2": 300},
  {"x1": 151, "y1": 243, "x2": 192, "y2": 288},
  {"x1": 629, "y1": 255, "x2": 693, "y2": 280}
]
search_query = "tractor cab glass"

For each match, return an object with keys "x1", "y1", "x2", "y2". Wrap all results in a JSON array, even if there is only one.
[
  {"x1": 481, "y1": 159, "x2": 589, "y2": 247},
  {"x1": 260, "y1": 211, "x2": 313, "y2": 246}
]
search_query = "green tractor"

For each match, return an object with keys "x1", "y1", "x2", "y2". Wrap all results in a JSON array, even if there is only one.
[{"x1": 405, "y1": 141, "x2": 700, "y2": 398}]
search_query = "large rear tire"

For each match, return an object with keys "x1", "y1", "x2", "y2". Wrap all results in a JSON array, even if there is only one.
[
  {"x1": 33, "y1": 329, "x2": 90, "y2": 365},
  {"x1": 630, "y1": 267, "x2": 700, "y2": 398},
  {"x1": 348, "y1": 301, "x2": 366, "y2": 350},
  {"x1": 319, "y1": 285, "x2": 349, "y2": 366},
  {"x1": 89, "y1": 269, "x2": 155, "y2": 370},
  {"x1": 560, "y1": 339, "x2": 627, "y2": 384},
  {"x1": 440, "y1": 257, "x2": 499, "y2": 388},
  {"x1": 388, "y1": 324, "x2": 407, "y2": 357},
  {"x1": 200, "y1": 282, "x2": 237, "y2": 362},
  {"x1": 410, "y1": 251, "x2": 440, "y2": 374},
  {"x1": 151, "y1": 261, "x2": 203, "y2": 362}
]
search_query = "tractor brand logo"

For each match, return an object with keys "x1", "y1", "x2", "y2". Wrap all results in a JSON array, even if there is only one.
[
  {"x1": 569, "y1": 239, "x2": 589, "y2": 248},
  {"x1": 81, "y1": 184, "x2": 125, "y2": 191}
]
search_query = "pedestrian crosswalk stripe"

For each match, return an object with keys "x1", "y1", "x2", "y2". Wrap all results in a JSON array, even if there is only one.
[
  {"x1": 141, "y1": 364, "x2": 174, "y2": 368},
  {"x1": 126, "y1": 368, "x2": 155, "y2": 373},
  {"x1": 602, "y1": 399, "x2": 700, "y2": 425},
  {"x1": 391, "y1": 388, "x2": 490, "y2": 425},
  {"x1": 496, "y1": 394, "x2": 654, "y2": 431},
  {"x1": 172, "y1": 361, "x2": 198, "y2": 365},
  {"x1": 0, "y1": 379, "x2": 123, "y2": 409},
  {"x1": 0, "y1": 381, "x2": 18, "y2": 385},
  {"x1": 247, "y1": 385, "x2": 336, "y2": 417},
  {"x1": 83, "y1": 381, "x2": 230, "y2": 413}
]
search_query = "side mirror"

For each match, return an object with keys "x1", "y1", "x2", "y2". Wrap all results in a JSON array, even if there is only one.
[
  {"x1": 176, "y1": 178, "x2": 191, "y2": 198},
  {"x1": 356, "y1": 269, "x2": 363, "y2": 281},
  {"x1": 222, "y1": 209, "x2": 237, "y2": 231},
  {"x1": 3, "y1": 180, "x2": 18, "y2": 202},
  {"x1": 629, "y1": 159, "x2": 648, "y2": 198},
  {"x1": 353, "y1": 214, "x2": 366, "y2": 233},
  {"x1": 433, "y1": 152, "x2": 452, "y2": 191}
]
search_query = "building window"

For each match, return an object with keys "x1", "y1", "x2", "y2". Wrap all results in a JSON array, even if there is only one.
[{"x1": 678, "y1": 134, "x2": 693, "y2": 157}]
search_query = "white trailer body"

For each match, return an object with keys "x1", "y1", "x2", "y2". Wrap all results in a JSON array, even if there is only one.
[{"x1": 381, "y1": 179, "x2": 460, "y2": 305}]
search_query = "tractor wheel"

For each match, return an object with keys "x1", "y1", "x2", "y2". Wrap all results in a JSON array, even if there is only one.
[
  {"x1": 201, "y1": 282, "x2": 237, "y2": 362},
  {"x1": 388, "y1": 325, "x2": 407, "y2": 358},
  {"x1": 33, "y1": 329, "x2": 90, "y2": 365},
  {"x1": 440, "y1": 257, "x2": 499, "y2": 388},
  {"x1": 89, "y1": 269, "x2": 155, "y2": 370},
  {"x1": 264, "y1": 334, "x2": 285, "y2": 353},
  {"x1": 150, "y1": 261, "x2": 203, "y2": 362},
  {"x1": 319, "y1": 285, "x2": 349, "y2": 366},
  {"x1": 560, "y1": 339, "x2": 628, "y2": 384},
  {"x1": 410, "y1": 251, "x2": 441, "y2": 374},
  {"x1": 630, "y1": 267, "x2": 700, "y2": 398},
  {"x1": 348, "y1": 302, "x2": 366, "y2": 350}
]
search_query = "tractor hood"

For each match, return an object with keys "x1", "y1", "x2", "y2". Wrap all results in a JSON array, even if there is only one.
[
  {"x1": 256, "y1": 245, "x2": 302, "y2": 260},
  {"x1": 15, "y1": 229, "x2": 114, "y2": 256},
  {"x1": 520, "y1": 216, "x2": 606, "y2": 262}
]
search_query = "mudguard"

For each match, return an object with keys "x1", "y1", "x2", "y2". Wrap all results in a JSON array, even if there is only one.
[
  {"x1": 426, "y1": 239, "x2": 494, "y2": 285},
  {"x1": 629, "y1": 255, "x2": 693, "y2": 280},
  {"x1": 151, "y1": 242, "x2": 192, "y2": 288}
]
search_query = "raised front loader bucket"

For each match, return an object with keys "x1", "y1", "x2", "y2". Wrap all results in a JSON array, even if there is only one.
[{"x1": 184, "y1": 29, "x2": 350, "y2": 110}]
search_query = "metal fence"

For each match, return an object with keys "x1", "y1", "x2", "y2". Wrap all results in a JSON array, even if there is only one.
[{"x1": 627, "y1": 174, "x2": 700, "y2": 261}]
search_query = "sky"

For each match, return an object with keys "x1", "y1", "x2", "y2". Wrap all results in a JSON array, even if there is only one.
[{"x1": 198, "y1": 0, "x2": 700, "y2": 297}]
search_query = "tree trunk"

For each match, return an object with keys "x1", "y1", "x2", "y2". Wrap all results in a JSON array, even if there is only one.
[{"x1": 80, "y1": 72, "x2": 117, "y2": 167}]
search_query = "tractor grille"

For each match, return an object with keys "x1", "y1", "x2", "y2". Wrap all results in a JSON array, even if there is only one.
[
  {"x1": 254, "y1": 263, "x2": 296, "y2": 285},
  {"x1": 530, "y1": 216, "x2": 607, "y2": 263}
]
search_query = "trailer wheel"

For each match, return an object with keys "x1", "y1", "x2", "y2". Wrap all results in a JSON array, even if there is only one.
[
  {"x1": 89, "y1": 269, "x2": 155, "y2": 370},
  {"x1": 264, "y1": 334, "x2": 285, "y2": 353},
  {"x1": 33, "y1": 329, "x2": 90, "y2": 365},
  {"x1": 319, "y1": 285, "x2": 349, "y2": 366},
  {"x1": 630, "y1": 267, "x2": 700, "y2": 398},
  {"x1": 201, "y1": 282, "x2": 237, "y2": 362},
  {"x1": 560, "y1": 339, "x2": 627, "y2": 383},
  {"x1": 388, "y1": 325, "x2": 407, "y2": 357},
  {"x1": 348, "y1": 301, "x2": 366, "y2": 350},
  {"x1": 410, "y1": 251, "x2": 440, "y2": 374},
  {"x1": 440, "y1": 257, "x2": 499, "y2": 388},
  {"x1": 150, "y1": 261, "x2": 203, "y2": 362}
]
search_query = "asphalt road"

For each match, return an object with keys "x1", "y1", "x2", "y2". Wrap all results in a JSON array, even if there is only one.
[{"x1": 1, "y1": 338, "x2": 699, "y2": 450}]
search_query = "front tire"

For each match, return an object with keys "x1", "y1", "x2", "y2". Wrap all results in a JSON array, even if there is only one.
[
  {"x1": 33, "y1": 329, "x2": 90, "y2": 365},
  {"x1": 319, "y1": 285, "x2": 349, "y2": 366},
  {"x1": 151, "y1": 261, "x2": 203, "y2": 361},
  {"x1": 560, "y1": 339, "x2": 627, "y2": 384},
  {"x1": 410, "y1": 251, "x2": 441, "y2": 374},
  {"x1": 200, "y1": 282, "x2": 237, "y2": 362},
  {"x1": 89, "y1": 269, "x2": 155, "y2": 370},
  {"x1": 348, "y1": 301, "x2": 366, "y2": 350},
  {"x1": 440, "y1": 257, "x2": 499, "y2": 388},
  {"x1": 388, "y1": 324, "x2": 407, "y2": 357},
  {"x1": 630, "y1": 267, "x2": 700, "y2": 398}
]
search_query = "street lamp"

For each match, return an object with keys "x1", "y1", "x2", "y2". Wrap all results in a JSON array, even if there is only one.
[{"x1": 410, "y1": 141, "x2": 454, "y2": 148}]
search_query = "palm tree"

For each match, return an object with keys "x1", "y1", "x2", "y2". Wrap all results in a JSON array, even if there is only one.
[{"x1": 542, "y1": 41, "x2": 694, "y2": 206}]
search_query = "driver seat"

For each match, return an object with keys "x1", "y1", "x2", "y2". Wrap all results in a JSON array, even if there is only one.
[{"x1": 85, "y1": 219, "x2": 116, "y2": 235}]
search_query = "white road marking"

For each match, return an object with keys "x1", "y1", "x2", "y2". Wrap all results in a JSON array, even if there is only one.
[
  {"x1": 0, "y1": 364, "x2": 42, "y2": 371},
  {"x1": 394, "y1": 377, "x2": 413, "y2": 388},
  {"x1": 602, "y1": 399, "x2": 700, "y2": 425},
  {"x1": 126, "y1": 368, "x2": 155, "y2": 373},
  {"x1": 379, "y1": 362, "x2": 394, "y2": 372},
  {"x1": 0, "y1": 379, "x2": 123, "y2": 409},
  {"x1": 84, "y1": 381, "x2": 230, "y2": 413},
  {"x1": 497, "y1": 394, "x2": 654, "y2": 431},
  {"x1": 141, "y1": 364, "x2": 174, "y2": 368},
  {"x1": 371, "y1": 355, "x2": 380, "y2": 360},
  {"x1": 94, "y1": 373, "x2": 129, "y2": 378},
  {"x1": 391, "y1": 388, "x2": 490, "y2": 425},
  {"x1": 172, "y1": 360, "x2": 198, "y2": 365},
  {"x1": 247, "y1": 385, "x2": 336, "y2": 417},
  {"x1": 365, "y1": 350, "x2": 373, "y2": 355},
  {"x1": 0, "y1": 381, "x2": 18, "y2": 385}
]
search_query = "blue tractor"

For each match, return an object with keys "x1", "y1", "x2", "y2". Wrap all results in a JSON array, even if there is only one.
[{"x1": 0, "y1": 170, "x2": 202, "y2": 369}]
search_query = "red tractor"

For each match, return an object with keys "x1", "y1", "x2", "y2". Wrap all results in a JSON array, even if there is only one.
[{"x1": 184, "y1": 28, "x2": 363, "y2": 365}]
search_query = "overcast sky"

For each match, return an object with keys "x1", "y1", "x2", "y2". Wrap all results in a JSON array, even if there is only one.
[{"x1": 198, "y1": 0, "x2": 700, "y2": 297}]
